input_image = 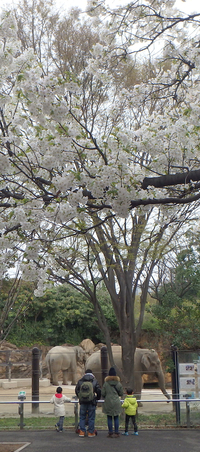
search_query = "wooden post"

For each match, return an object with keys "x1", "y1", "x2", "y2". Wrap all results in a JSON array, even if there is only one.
[{"x1": 32, "y1": 347, "x2": 40, "y2": 414}]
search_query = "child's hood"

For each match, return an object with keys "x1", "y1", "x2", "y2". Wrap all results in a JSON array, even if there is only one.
[
  {"x1": 127, "y1": 395, "x2": 137, "y2": 405},
  {"x1": 55, "y1": 393, "x2": 63, "y2": 399}
]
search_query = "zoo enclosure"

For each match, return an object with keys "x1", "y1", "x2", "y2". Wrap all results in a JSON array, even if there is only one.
[{"x1": 0, "y1": 346, "x2": 200, "y2": 429}]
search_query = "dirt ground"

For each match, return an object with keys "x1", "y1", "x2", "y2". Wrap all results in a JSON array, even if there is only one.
[{"x1": 0, "y1": 381, "x2": 173, "y2": 416}]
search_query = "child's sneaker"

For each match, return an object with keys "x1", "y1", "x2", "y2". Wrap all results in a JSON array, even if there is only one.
[
  {"x1": 79, "y1": 430, "x2": 85, "y2": 437},
  {"x1": 122, "y1": 432, "x2": 129, "y2": 436},
  {"x1": 132, "y1": 432, "x2": 138, "y2": 436}
]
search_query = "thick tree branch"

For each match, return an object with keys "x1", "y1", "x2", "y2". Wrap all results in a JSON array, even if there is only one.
[{"x1": 142, "y1": 168, "x2": 200, "y2": 189}]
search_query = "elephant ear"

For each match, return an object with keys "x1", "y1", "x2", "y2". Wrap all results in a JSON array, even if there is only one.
[
  {"x1": 141, "y1": 353, "x2": 151, "y2": 370},
  {"x1": 75, "y1": 346, "x2": 80, "y2": 359},
  {"x1": 75, "y1": 346, "x2": 84, "y2": 361}
]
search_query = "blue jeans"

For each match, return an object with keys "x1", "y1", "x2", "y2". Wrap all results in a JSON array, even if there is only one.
[
  {"x1": 56, "y1": 415, "x2": 64, "y2": 431},
  {"x1": 107, "y1": 415, "x2": 119, "y2": 434},
  {"x1": 79, "y1": 403, "x2": 96, "y2": 433}
]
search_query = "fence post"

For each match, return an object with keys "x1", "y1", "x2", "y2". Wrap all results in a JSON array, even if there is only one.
[
  {"x1": 6, "y1": 351, "x2": 12, "y2": 381},
  {"x1": 171, "y1": 345, "x2": 180, "y2": 425},
  {"x1": 18, "y1": 391, "x2": 26, "y2": 430},
  {"x1": 32, "y1": 347, "x2": 40, "y2": 414},
  {"x1": 186, "y1": 399, "x2": 190, "y2": 428},
  {"x1": 74, "y1": 397, "x2": 79, "y2": 432},
  {"x1": 18, "y1": 402, "x2": 24, "y2": 430}
]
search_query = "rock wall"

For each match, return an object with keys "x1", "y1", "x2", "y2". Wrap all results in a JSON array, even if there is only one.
[{"x1": 0, "y1": 341, "x2": 50, "y2": 380}]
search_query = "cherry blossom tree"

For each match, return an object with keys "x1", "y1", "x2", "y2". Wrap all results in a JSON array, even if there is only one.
[{"x1": 0, "y1": 0, "x2": 200, "y2": 384}]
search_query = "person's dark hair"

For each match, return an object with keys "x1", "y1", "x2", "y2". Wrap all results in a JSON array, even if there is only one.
[
  {"x1": 85, "y1": 368, "x2": 93, "y2": 374},
  {"x1": 108, "y1": 367, "x2": 116, "y2": 376},
  {"x1": 56, "y1": 386, "x2": 62, "y2": 393},
  {"x1": 126, "y1": 387, "x2": 133, "y2": 395}
]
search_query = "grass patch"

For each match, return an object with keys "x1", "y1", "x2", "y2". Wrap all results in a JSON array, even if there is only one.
[
  {"x1": 0, "y1": 416, "x2": 75, "y2": 430},
  {"x1": 0, "y1": 413, "x2": 180, "y2": 430},
  {"x1": 1, "y1": 411, "x2": 200, "y2": 430},
  {"x1": 137, "y1": 412, "x2": 176, "y2": 428}
]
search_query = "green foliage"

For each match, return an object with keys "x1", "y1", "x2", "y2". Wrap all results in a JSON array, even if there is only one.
[
  {"x1": 164, "y1": 356, "x2": 175, "y2": 374},
  {"x1": 141, "y1": 317, "x2": 160, "y2": 333},
  {"x1": 5, "y1": 282, "x2": 119, "y2": 347},
  {"x1": 0, "y1": 278, "x2": 35, "y2": 339},
  {"x1": 149, "y1": 248, "x2": 200, "y2": 349}
]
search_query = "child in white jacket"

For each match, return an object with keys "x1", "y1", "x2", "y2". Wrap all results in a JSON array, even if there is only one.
[{"x1": 50, "y1": 386, "x2": 71, "y2": 432}]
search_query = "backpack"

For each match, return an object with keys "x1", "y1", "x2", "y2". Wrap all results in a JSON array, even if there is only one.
[{"x1": 78, "y1": 381, "x2": 94, "y2": 403}]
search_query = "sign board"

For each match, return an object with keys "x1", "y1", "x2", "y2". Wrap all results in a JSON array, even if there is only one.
[
  {"x1": 178, "y1": 360, "x2": 200, "y2": 399},
  {"x1": 179, "y1": 377, "x2": 195, "y2": 391},
  {"x1": 179, "y1": 363, "x2": 195, "y2": 375}
]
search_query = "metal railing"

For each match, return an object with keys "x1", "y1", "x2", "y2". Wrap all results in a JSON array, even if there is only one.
[{"x1": 0, "y1": 398, "x2": 199, "y2": 430}]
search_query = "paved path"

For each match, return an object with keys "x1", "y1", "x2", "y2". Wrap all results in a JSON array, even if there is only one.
[{"x1": 0, "y1": 429, "x2": 199, "y2": 452}]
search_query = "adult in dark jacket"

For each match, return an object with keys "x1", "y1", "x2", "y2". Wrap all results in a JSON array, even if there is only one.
[
  {"x1": 101, "y1": 367, "x2": 124, "y2": 438},
  {"x1": 75, "y1": 368, "x2": 101, "y2": 437}
]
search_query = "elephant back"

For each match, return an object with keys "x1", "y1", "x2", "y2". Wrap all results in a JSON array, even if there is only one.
[
  {"x1": 85, "y1": 345, "x2": 123, "y2": 382},
  {"x1": 85, "y1": 350, "x2": 101, "y2": 381}
]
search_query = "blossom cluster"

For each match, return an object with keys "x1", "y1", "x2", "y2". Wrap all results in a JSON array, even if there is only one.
[{"x1": 0, "y1": 2, "x2": 200, "y2": 295}]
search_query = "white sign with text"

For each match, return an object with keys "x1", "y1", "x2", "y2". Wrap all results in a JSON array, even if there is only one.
[
  {"x1": 179, "y1": 363, "x2": 195, "y2": 375},
  {"x1": 179, "y1": 377, "x2": 195, "y2": 391}
]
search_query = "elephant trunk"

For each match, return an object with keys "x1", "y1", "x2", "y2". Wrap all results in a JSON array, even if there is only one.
[{"x1": 156, "y1": 371, "x2": 171, "y2": 400}]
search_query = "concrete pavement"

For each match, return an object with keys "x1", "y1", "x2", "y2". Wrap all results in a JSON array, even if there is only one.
[{"x1": 0, "y1": 429, "x2": 200, "y2": 452}]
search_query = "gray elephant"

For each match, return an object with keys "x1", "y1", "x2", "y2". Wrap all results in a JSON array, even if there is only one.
[
  {"x1": 46, "y1": 345, "x2": 85, "y2": 386},
  {"x1": 86, "y1": 345, "x2": 170, "y2": 400}
]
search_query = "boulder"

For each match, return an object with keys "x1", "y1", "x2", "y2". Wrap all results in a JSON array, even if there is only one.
[{"x1": 79, "y1": 339, "x2": 95, "y2": 356}]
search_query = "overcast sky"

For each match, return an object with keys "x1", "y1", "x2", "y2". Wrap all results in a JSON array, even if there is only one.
[
  {"x1": 57, "y1": 0, "x2": 199, "y2": 14},
  {"x1": 1, "y1": 0, "x2": 199, "y2": 14}
]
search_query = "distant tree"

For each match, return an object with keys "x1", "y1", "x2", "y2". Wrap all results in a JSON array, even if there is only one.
[
  {"x1": 6, "y1": 282, "x2": 119, "y2": 346},
  {"x1": 0, "y1": 277, "x2": 34, "y2": 343},
  {"x1": 149, "y1": 247, "x2": 200, "y2": 349},
  {"x1": 14, "y1": 0, "x2": 59, "y2": 75}
]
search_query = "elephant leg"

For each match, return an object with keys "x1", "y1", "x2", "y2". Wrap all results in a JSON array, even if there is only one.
[
  {"x1": 51, "y1": 371, "x2": 59, "y2": 386},
  {"x1": 71, "y1": 373, "x2": 77, "y2": 385},
  {"x1": 134, "y1": 373, "x2": 144, "y2": 401},
  {"x1": 66, "y1": 369, "x2": 77, "y2": 385},
  {"x1": 49, "y1": 373, "x2": 53, "y2": 385},
  {"x1": 63, "y1": 370, "x2": 70, "y2": 385}
]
